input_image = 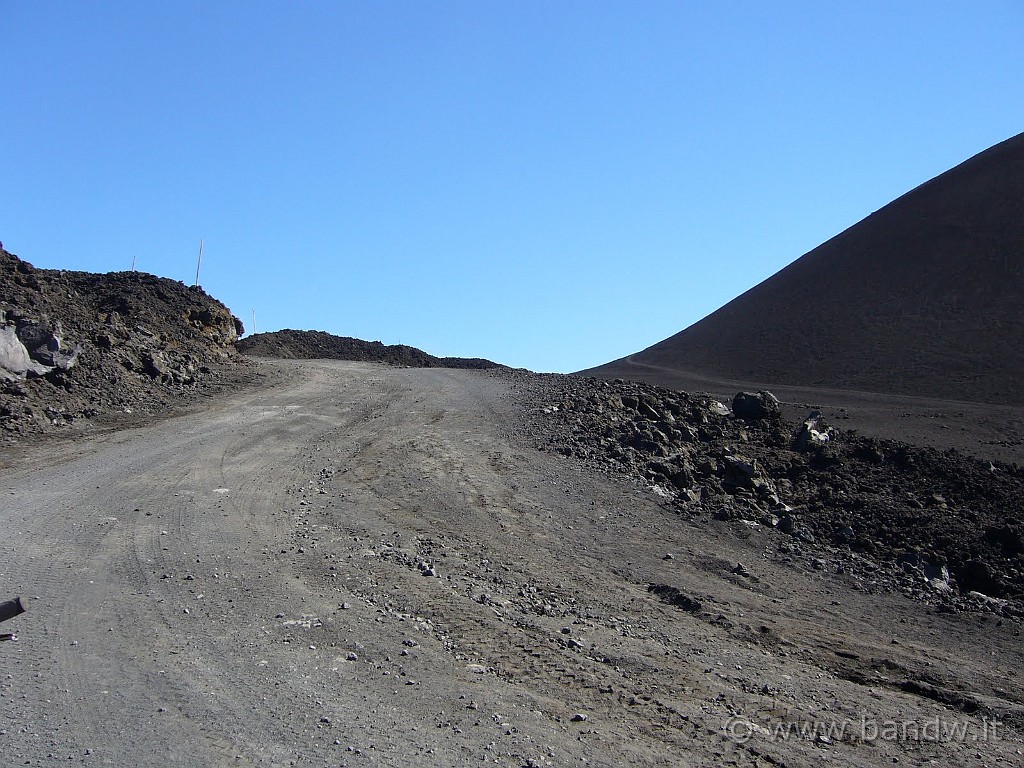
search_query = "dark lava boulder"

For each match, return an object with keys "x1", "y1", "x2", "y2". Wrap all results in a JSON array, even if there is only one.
[{"x1": 732, "y1": 390, "x2": 782, "y2": 421}]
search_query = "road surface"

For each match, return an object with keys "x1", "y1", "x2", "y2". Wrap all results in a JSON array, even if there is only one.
[{"x1": 1, "y1": 360, "x2": 1021, "y2": 766}]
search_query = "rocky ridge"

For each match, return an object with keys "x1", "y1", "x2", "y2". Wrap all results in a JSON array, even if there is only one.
[
  {"x1": 1, "y1": 248, "x2": 246, "y2": 440},
  {"x1": 238, "y1": 328, "x2": 504, "y2": 369},
  {"x1": 509, "y1": 371, "x2": 1024, "y2": 612}
]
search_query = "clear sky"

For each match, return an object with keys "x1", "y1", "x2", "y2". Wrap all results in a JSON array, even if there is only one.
[{"x1": 2, "y1": 2, "x2": 1022, "y2": 372}]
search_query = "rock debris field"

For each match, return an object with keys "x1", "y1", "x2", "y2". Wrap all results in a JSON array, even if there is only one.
[{"x1": 518, "y1": 372, "x2": 1024, "y2": 611}]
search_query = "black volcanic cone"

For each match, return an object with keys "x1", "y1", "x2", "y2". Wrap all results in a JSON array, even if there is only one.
[{"x1": 591, "y1": 132, "x2": 1024, "y2": 404}]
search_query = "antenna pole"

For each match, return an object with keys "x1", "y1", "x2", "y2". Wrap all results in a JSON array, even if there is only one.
[
  {"x1": 131, "y1": 254, "x2": 137, "y2": 271},
  {"x1": 251, "y1": 308, "x2": 257, "y2": 335},
  {"x1": 195, "y1": 239, "x2": 204, "y2": 287}
]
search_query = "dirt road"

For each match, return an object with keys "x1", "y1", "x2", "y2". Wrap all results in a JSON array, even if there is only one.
[{"x1": 1, "y1": 361, "x2": 1021, "y2": 766}]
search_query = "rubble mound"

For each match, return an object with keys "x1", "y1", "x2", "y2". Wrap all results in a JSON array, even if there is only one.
[
  {"x1": 1, "y1": 247, "x2": 245, "y2": 438},
  {"x1": 238, "y1": 329, "x2": 503, "y2": 369},
  {"x1": 512, "y1": 372, "x2": 1024, "y2": 611}
]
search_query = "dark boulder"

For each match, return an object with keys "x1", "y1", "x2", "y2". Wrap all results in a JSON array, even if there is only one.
[
  {"x1": 957, "y1": 560, "x2": 1005, "y2": 597},
  {"x1": 732, "y1": 390, "x2": 782, "y2": 421},
  {"x1": 722, "y1": 454, "x2": 759, "y2": 489}
]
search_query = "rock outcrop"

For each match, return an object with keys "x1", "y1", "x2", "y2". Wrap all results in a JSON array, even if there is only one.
[
  {"x1": 0, "y1": 315, "x2": 82, "y2": 380},
  {"x1": 1, "y1": 247, "x2": 246, "y2": 437}
]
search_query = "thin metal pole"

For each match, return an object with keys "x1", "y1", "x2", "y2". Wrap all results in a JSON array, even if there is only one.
[
  {"x1": 251, "y1": 308, "x2": 257, "y2": 335},
  {"x1": 131, "y1": 254, "x2": 137, "y2": 271},
  {"x1": 195, "y1": 239, "x2": 204, "y2": 287}
]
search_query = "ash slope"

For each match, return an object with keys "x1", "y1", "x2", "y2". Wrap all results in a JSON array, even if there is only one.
[
  {"x1": 1, "y1": 248, "x2": 245, "y2": 439},
  {"x1": 238, "y1": 328, "x2": 504, "y2": 369},
  {"x1": 591, "y1": 132, "x2": 1024, "y2": 405}
]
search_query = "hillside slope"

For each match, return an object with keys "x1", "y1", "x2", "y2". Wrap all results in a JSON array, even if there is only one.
[
  {"x1": 1, "y1": 248, "x2": 245, "y2": 438},
  {"x1": 591, "y1": 132, "x2": 1024, "y2": 404}
]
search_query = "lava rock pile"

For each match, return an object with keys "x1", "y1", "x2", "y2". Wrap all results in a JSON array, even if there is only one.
[
  {"x1": 512, "y1": 372, "x2": 1024, "y2": 612},
  {"x1": 1, "y1": 248, "x2": 246, "y2": 438}
]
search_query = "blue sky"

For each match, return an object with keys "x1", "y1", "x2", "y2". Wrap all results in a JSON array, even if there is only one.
[{"x1": 2, "y1": 2, "x2": 1022, "y2": 372}]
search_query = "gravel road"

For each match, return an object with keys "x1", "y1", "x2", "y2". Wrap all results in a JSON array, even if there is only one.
[{"x1": 2, "y1": 360, "x2": 1022, "y2": 767}]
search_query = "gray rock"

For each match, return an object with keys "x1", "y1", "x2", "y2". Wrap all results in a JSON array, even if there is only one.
[
  {"x1": 708, "y1": 400, "x2": 731, "y2": 417},
  {"x1": 0, "y1": 326, "x2": 51, "y2": 379},
  {"x1": 144, "y1": 350, "x2": 172, "y2": 379},
  {"x1": 793, "y1": 411, "x2": 833, "y2": 452},
  {"x1": 54, "y1": 343, "x2": 82, "y2": 371},
  {"x1": 0, "y1": 326, "x2": 33, "y2": 378},
  {"x1": 677, "y1": 487, "x2": 701, "y2": 504},
  {"x1": 15, "y1": 319, "x2": 61, "y2": 365},
  {"x1": 896, "y1": 552, "x2": 949, "y2": 583}
]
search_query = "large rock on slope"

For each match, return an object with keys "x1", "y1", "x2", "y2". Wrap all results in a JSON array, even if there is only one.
[{"x1": 0, "y1": 325, "x2": 49, "y2": 378}]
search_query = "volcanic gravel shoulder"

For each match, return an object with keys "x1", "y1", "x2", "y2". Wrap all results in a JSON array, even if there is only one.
[{"x1": 512, "y1": 371, "x2": 1024, "y2": 608}]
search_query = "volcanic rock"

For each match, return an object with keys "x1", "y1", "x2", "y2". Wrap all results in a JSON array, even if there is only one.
[
  {"x1": 1, "y1": 247, "x2": 246, "y2": 438},
  {"x1": 515, "y1": 370, "x2": 1024, "y2": 610},
  {"x1": 732, "y1": 390, "x2": 782, "y2": 421}
]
